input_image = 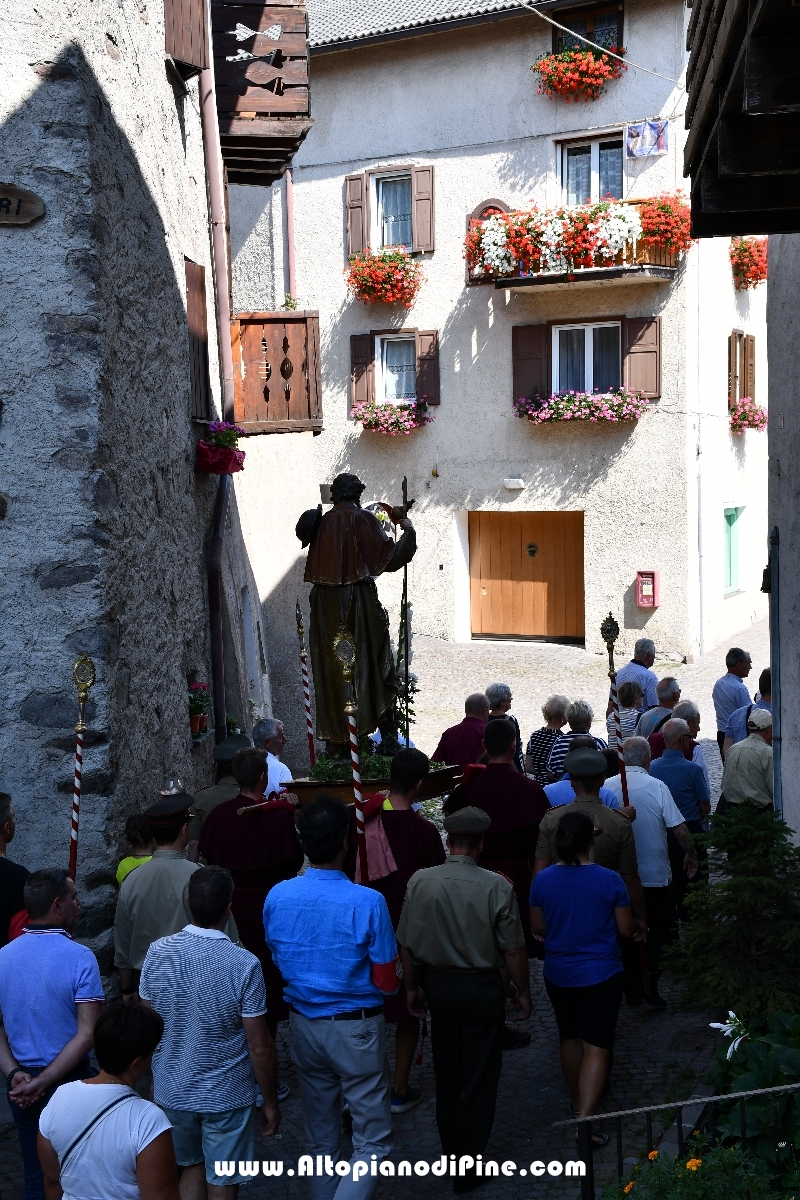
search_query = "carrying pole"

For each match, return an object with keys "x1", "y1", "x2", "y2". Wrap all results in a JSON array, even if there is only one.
[
  {"x1": 69, "y1": 655, "x2": 96, "y2": 880},
  {"x1": 402, "y1": 476, "x2": 410, "y2": 749},
  {"x1": 333, "y1": 629, "x2": 369, "y2": 883},
  {"x1": 295, "y1": 600, "x2": 316, "y2": 767}
]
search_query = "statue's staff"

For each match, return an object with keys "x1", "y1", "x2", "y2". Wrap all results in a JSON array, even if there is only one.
[
  {"x1": 69, "y1": 654, "x2": 96, "y2": 879},
  {"x1": 295, "y1": 600, "x2": 316, "y2": 767},
  {"x1": 333, "y1": 629, "x2": 368, "y2": 883},
  {"x1": 601, "y1": 614, "x2": 649, "y2": 995}
]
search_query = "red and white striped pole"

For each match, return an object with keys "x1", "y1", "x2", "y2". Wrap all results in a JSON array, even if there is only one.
[
  {"x1": 295, "y1": 601, "x2": 316, "y2": 767},
  {"x1": 333, "y1": 628, "x2": 369, "y2": 883},
  {"x1": 608, "y1": 670, "x2": 631, "y2": 808},
  {"x1": 69, "y1": 655, "x2": 96, "y2": 880}
]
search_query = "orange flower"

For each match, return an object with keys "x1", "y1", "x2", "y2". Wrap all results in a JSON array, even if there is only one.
[
  {"x1": 648, "y1": 1150, "x2": 659, "y2": 1160},
  {"x1": 685, "y1": 1158, "x2": 702, "y2": 1171},
  {"x1": 624, "y1": 1183, "x2": 635, "y2": 1194}
]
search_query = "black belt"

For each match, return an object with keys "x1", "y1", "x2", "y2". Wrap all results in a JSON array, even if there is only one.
[{"x1": 291, "y1": 1005, "x2": 384, "y2": 1022}]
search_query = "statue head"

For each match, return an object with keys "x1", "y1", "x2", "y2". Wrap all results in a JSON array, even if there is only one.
[{"x1": 330, "y1": 473, "x2": 366, "y2": 505}]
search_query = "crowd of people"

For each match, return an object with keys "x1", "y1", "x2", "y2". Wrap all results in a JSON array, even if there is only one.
[{"x1": 0, "y1": 640, "x2": 775, "y2": 1199}]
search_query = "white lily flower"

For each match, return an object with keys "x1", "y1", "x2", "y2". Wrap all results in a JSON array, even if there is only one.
[{"x1": 709, "y1": 1011, "x2": 749, "y2": 1059}]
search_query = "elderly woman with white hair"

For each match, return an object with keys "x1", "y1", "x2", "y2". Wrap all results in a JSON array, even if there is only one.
[
  {"x1": 525, "y1": 695, "x2": 569, "y2": 783},
  {"x1": 547, "y1": 700, "x2": 608, "y2": 781},
  {"x1": 485, "y1": 682, "x2": 525, "y2": 772}
]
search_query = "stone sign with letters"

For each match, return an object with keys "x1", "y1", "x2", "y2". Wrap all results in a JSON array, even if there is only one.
[{"x1": 0, "y1": 185, "x2": 45, "y2": 225}]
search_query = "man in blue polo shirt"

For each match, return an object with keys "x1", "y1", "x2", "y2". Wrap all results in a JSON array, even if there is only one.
[
  {"x1": 712, "y1": 647, "x2": 752, "y2": 759},
  {"x1": 610, "y1": 638, "x2": 659, "y2": 711},
  {"x1": 0, "y1": 869, "x2": 103, "y2": 1200},
  {"x1": 650, "y1": 719, "x2": 710, "y2": 920},
  {"x1": 264, "y1": 794, "x2": 398, "y2": 1200},
  {"x1": 723, "y1": 668, "x2": 771, "y2": 755}
]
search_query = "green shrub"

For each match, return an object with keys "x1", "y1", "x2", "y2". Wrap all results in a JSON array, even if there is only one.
[
  {"x1": 602, "y1": 1142, "x2": 773, "y2": 1200},
  {"x1": 665, "y1": 803, "x2": 800, "y2": 1017}
]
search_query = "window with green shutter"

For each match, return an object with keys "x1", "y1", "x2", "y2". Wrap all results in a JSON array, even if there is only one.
[{"x1": 724, "y1": 507, "x2": 740, "y2": 593}]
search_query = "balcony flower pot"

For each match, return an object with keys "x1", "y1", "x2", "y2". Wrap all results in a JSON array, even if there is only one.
[
  {"x1": 531, "y1": 47, "x2": 626, "y2": 102},
  {"x1": 514, "y1": 388, "x2": 650, "y2": 424},
  {"x1": 196, "y1": 422, "x2": 248, "y2": 475},
  {"x1": 729, "y1": 396, "x2": 767, "y2": 434},
  {"x1": 190, "y1": 713, "x2": 202, "y2": 736},
  {"x1": 730, "y1": 237, "x2": 768, "y2": 290},
  {"x1": 346, "y1": 247, "x2": 424, "y2": 308},
  {"x1": 351, "y1": 399, "x2": 434, "y2": 436},
  {"x1": 637, "y1": 193, "x2": 693, "y2": 255}
]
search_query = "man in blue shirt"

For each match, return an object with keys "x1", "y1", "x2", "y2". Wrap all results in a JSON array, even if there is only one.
[
  {"x1": 649, "y1": 719, "x2": 710, "y2": 920},
  {"x1": 610, "y1": 638, "x2": 659, "y2": 711},
  {"x1": 712, "y1": 647, "x2": 752, "y2": 759},
  {"x1": 0, "y1": 869, "x2": 103, "y2": 1200},
  {"x1": 544, "y1": 738, "x2": 622, "y2": 810},
  {"x1": 264, "y1": 795, "x2": 398, "y2": 1200},
  {"x1": 723, "y1": 668, "x2": 771, "y2": 755}
]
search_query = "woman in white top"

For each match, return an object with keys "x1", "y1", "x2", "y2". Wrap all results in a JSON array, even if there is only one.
[
  {"x1": 38, "y1": 1002, "x2": 178, "y2": 1200},
  {"x1": 606, "y1": 680, "x2": 644, "y2": 750}
]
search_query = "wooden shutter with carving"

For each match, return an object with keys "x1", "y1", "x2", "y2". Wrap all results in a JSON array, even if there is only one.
[
  {"x1": 350, "y1": 334, "x2": 374, "y2": 411},
  {"x1": 345, "y1": 174, "x2": 368, "y2": 256},
  {"x1": 744, "y1": 334, "x2": 756, "y2": 401},
  {"x1": 411, "y1": 166, "x2": 435, "y2": 253},
  {"x1": 231, "y1": 311, "x2": 322, "y2": 432},
  {"x1": 512, "y1": 325, "x2": 549, "y2": 402},
  {"x1": 416, "y1": 330, "x2": 440, "y2": 404},
  {"x1": 165, "y1": 0, "x2": 209, "y2": 74},
  {"x1": 185, "y1": 260, "x2": 212, "y2": 420},
  {"x1": 623, "y1": 317, "x2": 661, "y2": 400}
]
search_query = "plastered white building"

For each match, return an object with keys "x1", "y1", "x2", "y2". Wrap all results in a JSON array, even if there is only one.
[{"x1": 231, "y1": 0, "x2": 768, "y2": 661}]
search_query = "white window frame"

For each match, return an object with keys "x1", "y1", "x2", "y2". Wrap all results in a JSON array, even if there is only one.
[
  {"x1": 369, "y1": 171, "x2": 413, "y2": 251},
  {"x1": 375, "y1": 333, "x2": 417, "y2": 405},
  {"x1": 559, "y1": 135, "x2": 624, "y2": 206},
  {"x1": 552, "y1": 321, "x2": 622, "y2": 394}
]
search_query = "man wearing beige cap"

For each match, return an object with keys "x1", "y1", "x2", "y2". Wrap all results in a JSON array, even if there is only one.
[
  {"x1": 721, "y1": 707, "x2": 774, "y2": 810},
  {"x1": 397, "y1": 807, "x2": 530, "y2": 1194}
]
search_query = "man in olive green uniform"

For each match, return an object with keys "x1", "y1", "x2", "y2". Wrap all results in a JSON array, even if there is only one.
[
  {"x1": 397, "y1": 808, "x2": 531, "y2": 1194},
  {"x1": 114, "y1": 794, "x2": 238, "y2": 998},
  {"x1": 187, "y1": 733, "x2": 251, "y2": 845}
]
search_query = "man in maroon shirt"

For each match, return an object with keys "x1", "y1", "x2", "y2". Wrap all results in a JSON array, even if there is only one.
[
  {"x1": 443, "y1": 718, "x2": 550, "y2": 958},
  {"x1": 344, "y1": 748, "x2": 445, "y2": 1115},
  {"x1": 432, "y1": 693, "x2": 490, "y2": 768},
  {"x1": 199, "y1": 748, "x2": 304, "y2": 1035}
]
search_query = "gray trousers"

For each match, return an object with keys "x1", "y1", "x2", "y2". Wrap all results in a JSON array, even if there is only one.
[{"x1": 289, "y1": 1011, "x2": 393, "y2": 1200}]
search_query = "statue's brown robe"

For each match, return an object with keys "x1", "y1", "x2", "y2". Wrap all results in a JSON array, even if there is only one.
[{"x1": 304, "y1": 502, "x2": 416, "y2": 742}]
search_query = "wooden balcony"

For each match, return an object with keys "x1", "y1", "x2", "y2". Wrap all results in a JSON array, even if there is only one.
[
  {"x1": 212, "y1": 0, "x2": 312, "y2": 186},
  {"x1": 486, "y1": 201, "x2": 679, "y2": 291},
  {"x1": 231, "y1": 311, "x2": 322, "y2": 433}
]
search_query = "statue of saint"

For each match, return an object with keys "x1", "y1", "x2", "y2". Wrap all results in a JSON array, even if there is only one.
[{"x1": 296, "y1": 473, "x2": 416, "y2": 755}]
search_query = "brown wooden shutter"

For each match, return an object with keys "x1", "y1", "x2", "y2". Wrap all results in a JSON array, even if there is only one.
[
  {"x1": 185, "y1": 259, "x2": 212, "y2": 420},
  {"x1": 744, "y1": 334, "x2": 756, "y2": 401},
  {"x1": 345, "y1": 174, "x2": 368, "y2": 256},
  {"x1": 512, "y1": 324, "x2": 549, "y2": 402},
  {"x1": 623, "y1": 317, "x2": 661, "y2": 399},
  {"x1": 411, "y1": 166, "x2": 435, "y2": 253},
  {"x1": 164, "y1": 0, "x2": 208, "y2": 73},
  {"x1": 728, "y1": 332, "x2": 737, "y2": 403},
  {"x1": 350, "y1": 334, "x2": 374, "y2": 410},
  {"x1": 416, "y1": 331, "x2": 440, "y2": 405}
]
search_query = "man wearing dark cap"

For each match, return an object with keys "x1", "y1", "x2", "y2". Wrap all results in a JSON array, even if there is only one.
[
  {"x1": 188, "y1": 733, "x2": 251, "y2": 845},
  {"x1": 534, "y1": 749, "x2": 648, "y2": 1005},
  {"x1": 114, "y1": 791, "x2": 238, "y2": 999},
  {"x1": 397, "y1": 807, "x2": 531, "y2": 1194}
]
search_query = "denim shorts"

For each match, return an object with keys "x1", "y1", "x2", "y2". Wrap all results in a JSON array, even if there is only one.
[{"x1": 162, "y1": 1103, "x2": 255, "y2": 1184}]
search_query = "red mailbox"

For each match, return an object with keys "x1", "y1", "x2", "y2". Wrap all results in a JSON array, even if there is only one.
[{"x1": 636, "y1": 570, "x2": 660, "y2": 608}]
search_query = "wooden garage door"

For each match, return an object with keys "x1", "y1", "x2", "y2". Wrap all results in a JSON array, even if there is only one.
[{"x1": 469, "y1": 511, "x2": 585, "y2": 639}]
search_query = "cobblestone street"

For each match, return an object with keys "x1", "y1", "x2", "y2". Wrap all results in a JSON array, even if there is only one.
[{"x1": 0, "y1": 621, "x2": 769, "y2": 1198}]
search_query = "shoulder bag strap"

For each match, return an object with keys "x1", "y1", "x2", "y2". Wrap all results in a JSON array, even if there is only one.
[
  {"x1": 59, "y1": 1093, "x2": 136, "y2": 1172},
  {"x1": 652, "y1": 713, "x2": 671, "y2": 735}
]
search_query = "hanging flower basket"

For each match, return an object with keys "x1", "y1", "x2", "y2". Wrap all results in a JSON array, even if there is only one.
[
  {"x1": 196, "y1": 421, "x2": 247, "y2": 475},
  {"x1": 637, "y1": 193, "x2": 694, "y2": 255},
  {"x1": 730, "y1": 237, "x2": 768, "y2": 290},
  {"x1": 346, "y1": 247, "x2": 424, "y2": 307},
  {"x1": 532, "y1": 47, "x2": 626, "y2": 101},
  {"x1": 465, "y1": 200, "x2": 643, "y2": 278},
  {"x1": 514, "y1": 388, "x2": 650, "y2": 425},
  {"x1": 729, "y1": 396, "x2": 767, "y2": 434},
  {"x1": 351, "y1": 399, "x2": 434, "y2": 436}
]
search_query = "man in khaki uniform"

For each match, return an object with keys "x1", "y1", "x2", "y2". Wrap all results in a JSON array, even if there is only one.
[
  {"x1": 187, "y1": 733, "x2": 251, "y2": 845},
  {"x1": 114, "y1": 794, "x2": 238, "y2": 999},
  {"x1": 397, "y1": 808, "x2": 530, "y2": 1194}
]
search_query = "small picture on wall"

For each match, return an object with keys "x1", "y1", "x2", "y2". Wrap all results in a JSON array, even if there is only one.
[{"x1": 626, "y1": 120, "x2": 669, "y2": 158}]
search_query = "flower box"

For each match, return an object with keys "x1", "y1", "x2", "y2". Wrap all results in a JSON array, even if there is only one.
[
  {"x1": 195, "y1": 421, "x2": 248, "y2": 474},
  {"x1": 346, "y1": 247, "x2": 424, "y2": 307},
  {"x1": 729, "y1": 396, "x2": 767, "y2": 434},
  {"x1": 532, "y1": 47, "x2": 626, "y2": 102},
  {"x1": 514, "y1": 388, "x2": 650, "y2": 424},
  {"x1": 351, "y1": 399, "x2": 434, "y2": 436},
  {"x1": 729, "y1": 237, "x2": 768, "y2": 290}
]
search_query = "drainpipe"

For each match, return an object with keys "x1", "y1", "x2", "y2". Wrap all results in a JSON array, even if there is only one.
[
  {"x1": 768, "y1": 526, "x2": 782, "y2": 816},
  {"x1": 200, "y1": 62, "x2": 235, "y2": 422},
  {"x1": 208, "y1": 474, "x2": 232, "y2": 744},
  {"x1": 285, "y1": 167, "x2": 296, "y2": 302}
]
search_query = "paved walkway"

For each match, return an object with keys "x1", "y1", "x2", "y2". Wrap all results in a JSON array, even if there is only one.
[{"x1": 0, "y1": 621, "x2": 767, "y2": 1198}]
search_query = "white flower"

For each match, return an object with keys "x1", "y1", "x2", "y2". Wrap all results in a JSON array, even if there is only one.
[
  {"x1": 477, "y1": 215, "x2": 515, "y2": 276},
  {"x1": 709, "y1": 1011, "x2": 749, "y2": 1059}
]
